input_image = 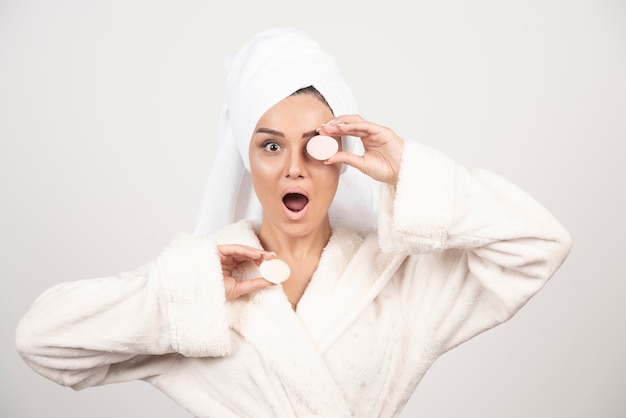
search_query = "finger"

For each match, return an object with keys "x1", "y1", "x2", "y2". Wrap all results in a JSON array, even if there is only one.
[
  {"x1": 318, "y1": 115, "x2": 371, "y2": 130},
  {"x1": 325, "y1": 150, "x2": 365, "y2": 173},
  {"x1": 252, "y1": 252, "x2": 279, "y2": 267},
  {"x1": 337, "y1": 122, "x2": 389, "y2": 140},
  {"x1": 229, "y1": 278, "x2": 275, "y2": 300},
  {"x1": 218, "y1": 244, "x2": 274, "y2": 262},
  {"x1": 317, "y1": 115, "x2": 363, "y2": 133},
  {"x1": 326, "y1": 114, "x2": 365, "y2": 125}
]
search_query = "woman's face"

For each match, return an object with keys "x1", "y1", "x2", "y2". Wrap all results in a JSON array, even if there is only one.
[{"x1": 249, "y1": 93, "x2": 341, "y2": 237}]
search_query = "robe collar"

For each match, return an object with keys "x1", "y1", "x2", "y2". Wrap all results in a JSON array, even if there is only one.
[{"x1": 213, "y1": 220, "x2": 404, "y2": 416}]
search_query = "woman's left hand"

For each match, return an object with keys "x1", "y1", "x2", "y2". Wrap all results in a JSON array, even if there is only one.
[{"x1": 318, "y1": 115, "x2": 404, "y2": 186}]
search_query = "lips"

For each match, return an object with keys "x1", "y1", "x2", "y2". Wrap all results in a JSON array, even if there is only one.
[{"x1": 281, "y1": 189, "x2": 309, "y2": 220}]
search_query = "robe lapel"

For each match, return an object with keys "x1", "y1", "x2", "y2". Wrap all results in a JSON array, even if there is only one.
[
  {"x1": 215, "y1": 221, "x2": 405, "y2": 415},
  {"x1": 228, "y1": 289, "x2": 352, "y2": 417},
  {"x1": 216, "y1": 221, "x2": 351, "y2": 416},
  {"x1": 296, "y1": 229, "x2": 405, "y2": 354}
]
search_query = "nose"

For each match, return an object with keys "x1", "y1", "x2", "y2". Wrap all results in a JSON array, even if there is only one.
[{"x1": 285, "y1": 147, "x2": 307, "y2": 178}]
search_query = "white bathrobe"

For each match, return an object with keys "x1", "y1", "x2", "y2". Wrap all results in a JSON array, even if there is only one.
[{"x1": 16, "y1": 140, "x2": 572, "y2": 417}]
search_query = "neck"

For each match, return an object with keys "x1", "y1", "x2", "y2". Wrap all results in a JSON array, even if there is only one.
[
  {"x1": 258, "y1": 218, "x2": 332, "y2": 261},
  {"x1": 258, "y1": 218, "x2": 332, "y2": 309}
]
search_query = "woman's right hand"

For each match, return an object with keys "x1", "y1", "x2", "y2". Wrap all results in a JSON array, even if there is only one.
[
  {"x1": 318, "y1": 115, "x2": 405, "y2": 187},
  {"x1": 218, "y1": 244, "x2": 276, "y2": 300}
]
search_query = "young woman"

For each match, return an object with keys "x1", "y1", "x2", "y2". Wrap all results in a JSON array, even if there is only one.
[{"x1": 16, "y1": 28, "x2": 571, "y2": 417}]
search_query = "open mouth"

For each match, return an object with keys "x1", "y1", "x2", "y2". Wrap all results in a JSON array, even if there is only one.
[{"x1": 282, "y1": 193, "x2": 309, "y2": 212}]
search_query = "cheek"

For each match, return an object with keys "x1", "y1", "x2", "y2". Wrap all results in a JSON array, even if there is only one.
[
  {"x1": 314, "y1": 166, "x2": 341, "y2": 198},
  {"x1": 249, "y1": 153, "x2": 280, "y2": 180},
  {"x1": 250, "y1": 162, "x2": 279, "y2": 203}
]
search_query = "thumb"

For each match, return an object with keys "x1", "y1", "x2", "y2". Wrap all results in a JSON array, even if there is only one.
[
  {"x1": 232, "y1": 277, "x2": 275, "y2": 299},
  {"x1": 326, "y1": 151, "x2": 365, "y2": 173}
]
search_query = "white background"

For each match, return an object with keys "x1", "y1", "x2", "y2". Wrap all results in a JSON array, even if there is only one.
[{"x1": 1, "y1": 0, "x2": 625, "y2": 416}]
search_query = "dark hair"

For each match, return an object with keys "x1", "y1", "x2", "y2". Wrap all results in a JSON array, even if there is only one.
[{"x1": 290, "y1": 86, "x2": 333, "y2": 115}]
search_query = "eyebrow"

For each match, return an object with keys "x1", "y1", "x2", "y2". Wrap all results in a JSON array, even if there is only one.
[
  {"x1": 255, "y1": 128, "x2": 284, "y2": 137},
  {"x1": 255, "y1": 128, "x2": 319, "y2": 140}
]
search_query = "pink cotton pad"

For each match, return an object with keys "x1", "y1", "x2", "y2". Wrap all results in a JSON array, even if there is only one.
[
  {"x1": 259, "y1": 259, "x2": 291, "y2": 284},
  {"x1": 306, "y1": 135, "x2": 338, "y2": 160}
]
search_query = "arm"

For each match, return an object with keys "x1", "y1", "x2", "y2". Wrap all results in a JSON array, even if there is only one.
[
  {"x1": 322, "y1": 116, "x2": 571, "y2": 352},
  {"x1": 380, "y1": 138, "x2": 571, "y2": 263},
  {"x1": 380, "y1": 139, "x2": 572, "y2": 352},
  {"x1": 15, "y1": 233, "x2": 231, "y2": 389}
]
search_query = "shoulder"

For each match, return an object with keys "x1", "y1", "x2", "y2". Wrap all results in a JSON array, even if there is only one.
[
  {"x1": 213, "y1": 219, "x2": 263, "y2": 248},
  {"x1": 185, "y1": 219, "x2": 262, "y2": 247},
  {"x1": 160, "y1": 220, "x2": 260, "y2": 255}
]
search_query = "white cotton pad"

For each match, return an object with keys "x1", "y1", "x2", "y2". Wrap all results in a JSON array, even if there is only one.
[
  {"x1": 259, "y1": 259, "x2": 291, "y2": 284},
  {"x1": 306, "y1": 135, "x2": 338, "y2": 160}
]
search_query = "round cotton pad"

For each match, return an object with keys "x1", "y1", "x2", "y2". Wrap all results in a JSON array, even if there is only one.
[
  {"x1": 259, "y1": 259, "x2": 291, "y2": 284},
  {"x1": 306, "y1": 135, "x2": 339, "y2": 160}
]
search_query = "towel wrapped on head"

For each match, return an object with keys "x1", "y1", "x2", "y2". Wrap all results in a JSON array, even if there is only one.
[{"x1": 195, "y1": 28, "x2": 379, "y2": 236}]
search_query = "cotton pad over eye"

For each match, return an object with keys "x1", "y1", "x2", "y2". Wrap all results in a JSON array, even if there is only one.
[
  {"x1": 306, "y1": 135, "x2": 338, "y2": 160},
  {"x1": 259, "y1": 259, "x2": 291, "y2": 284}
]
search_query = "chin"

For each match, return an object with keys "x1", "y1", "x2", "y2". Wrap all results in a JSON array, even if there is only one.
[
  {"x1": 271, "y1": 213, "x2": 331, "y2": 238},
  {"x1": 282, "y1": 221, "x2": 323, "y2": 237}
]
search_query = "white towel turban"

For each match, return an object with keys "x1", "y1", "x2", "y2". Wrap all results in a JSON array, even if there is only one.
[{"x1": 194, "y1": 28, "x2": 379, "y2": 236}]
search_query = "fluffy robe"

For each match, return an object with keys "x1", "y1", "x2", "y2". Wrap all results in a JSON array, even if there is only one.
[{"x1": 16, "y1": 139, "x2": 572, "y2": 417}]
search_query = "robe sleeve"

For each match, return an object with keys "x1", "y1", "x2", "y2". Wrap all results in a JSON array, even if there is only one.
[
  {"x1": 15, "y1": 232, "x2": 231, "y2": 390},
  {"x1": 377, "y1": 139, "x2": 572, "y2": 353}
]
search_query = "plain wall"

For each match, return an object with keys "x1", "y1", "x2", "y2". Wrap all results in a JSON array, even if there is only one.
[{"x1": 1, "y1": 0, "x2": 625, "y2": 416}]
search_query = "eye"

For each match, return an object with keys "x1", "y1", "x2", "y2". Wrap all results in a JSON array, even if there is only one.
[{"x1": 262, "y1": 141, "x2": 281, "y2": 152}]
